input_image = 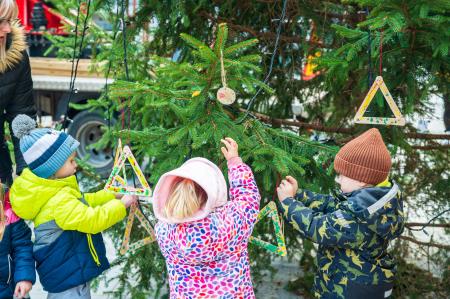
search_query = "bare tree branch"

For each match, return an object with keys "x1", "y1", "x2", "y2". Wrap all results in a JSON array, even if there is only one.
[
  {"x1": 400, "y1": 236, "x2": 450, "y2": 250},
  {"x1": 405, "y1": 223, "x2": 450, "y2": 228},
  {"x1": 244, "y1": 109, "x2": 450, "y2": 141}
]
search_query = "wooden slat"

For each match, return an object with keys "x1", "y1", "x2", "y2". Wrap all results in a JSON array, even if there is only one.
[{"x1": 30, "y1": 57, "x2": 104, "y2": 78}]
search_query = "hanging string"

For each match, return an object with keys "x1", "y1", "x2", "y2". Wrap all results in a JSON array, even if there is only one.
[
  {"x1": 119, "y1": 0, "x2": 127, "y2": 133},
  {"x1": 220, "y1": 49, "x2": 227, "y2": 88},
  {"x1": 68, "y1": 0, "x2": 81, "y2": 102},
  {"x1": 332, "y1": 9, "x2": 372, "y2": 139},
  {"x1": 120, "y1": 0, "x2": 133, "y2": 146},
  {"x1": 379, "y1": 29, "x2": 383, "y2": 76},
  {"x1": 62, "y1": 0, "x2": 81, "y2": 130},
  {"x1": 118, "y1": 0, "x2": 150, "y2": 225},
  {"x1": 366, "y1": 8, "x2": 373, "y2": 87},
  {"x1": 63, "y1": 0, "x2": 92, "y2": 130},
  {"x1": 237, "y1": 0, "x2": 288, "y2": 124},
  {"x1": 121, "y1": 0, "x2": 130, "y2": 81},
  {"x1": 106, "y1": 2, "x2": 121, "y2": 132}
]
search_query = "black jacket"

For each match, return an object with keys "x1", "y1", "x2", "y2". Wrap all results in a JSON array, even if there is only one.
[{"x1": 0, "y1": 23, "x2": 36, "y2": 121}]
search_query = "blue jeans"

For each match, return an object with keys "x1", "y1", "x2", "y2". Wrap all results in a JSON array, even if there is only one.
[{"x1": 47, "y1": 283, "x2": 91, "y2": 299}]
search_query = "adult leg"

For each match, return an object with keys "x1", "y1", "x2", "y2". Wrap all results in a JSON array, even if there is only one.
[
  {"x1": 9, "y1": 121, "x2": 28, "y2": 176},
  {"x1": 0, "y1": 114, "x2": 13, "y2": 186}
]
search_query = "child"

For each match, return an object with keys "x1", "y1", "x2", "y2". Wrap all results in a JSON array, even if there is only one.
[
  {"x1": 277, "y1": 128, "x2": 404, "y2": 299},
  {"x1": 9, "y1": 114, "x2": 137, "y2": 299},
  {"x1": 152, "y1": 137, "x2": 261, "y2": 299},
  {"x1": 0, "y1": 183, "x2": 35, "y2": 299}
]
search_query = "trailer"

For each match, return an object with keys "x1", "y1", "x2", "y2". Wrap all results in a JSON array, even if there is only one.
[{"x1": 16, "y1": 0, "x2": 114, "y2": 175}]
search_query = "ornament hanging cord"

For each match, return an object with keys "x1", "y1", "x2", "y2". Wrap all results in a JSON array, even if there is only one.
[
  {"x1": 105, "y1": 1, "x2": 121, "y2": 132},
  {"x1": 379, "y1": 28, "x2": 383, "y2": 76},
  {"x1": 62, "y1": 0, "x2": 92, "y2": 131},
  {"x1": 120, "y1": 0, "x2": 131, "y2": 140},
  {"x1": 332, "y1": 8, "x2": 372, "y2": 139},
  {"x1": 237, "y1": 0, "x2": 288, "y2": 124},
  {"x1": 120, "y1": 0, "x2": 153, "y2": 227},
  {"x1": 220, "y1": 49, "x2": 228, "y2": 88},
  {"x1": 367, "y1": 8, "x2": 373, "y2": 87}
]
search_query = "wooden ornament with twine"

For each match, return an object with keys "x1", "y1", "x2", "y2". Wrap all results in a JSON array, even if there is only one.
[
  {"x1": 249, "y1": 201, "x2": 287, "y2": 256},
  {"x1": 217, "y1": 49, "x2": 236, "y2": 105}
]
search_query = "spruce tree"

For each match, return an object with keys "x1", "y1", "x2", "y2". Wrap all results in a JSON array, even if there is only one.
[{"x1": 45, "y1": 0, "x2": 449, "y2": 297}]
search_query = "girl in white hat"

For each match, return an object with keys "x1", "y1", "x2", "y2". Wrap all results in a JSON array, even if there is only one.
[{"x1": 153, "y1": 137, "x2": 261, "y2": 299}]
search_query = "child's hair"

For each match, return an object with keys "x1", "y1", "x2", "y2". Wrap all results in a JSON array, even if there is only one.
[
  {"x1": 0, "y1": 0, "x2": 19, "y2": 63},
  {"x1": 165, "y1": 179, "x2": 207, "y2": 220},
  {"x1": 0, "y1": 184, "x2": 5, "y2": 241}
]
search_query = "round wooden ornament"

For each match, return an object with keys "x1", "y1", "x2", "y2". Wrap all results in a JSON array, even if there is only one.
[
  {"x1": 217, "y1": 86, "x2": 236, "y2": 105},
  {"x1": 216, "y1": 49, "x2": 236, "y2": 105}
]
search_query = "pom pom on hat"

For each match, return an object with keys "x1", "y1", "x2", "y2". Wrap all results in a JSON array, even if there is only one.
[
  {"x1": 12, "y1": 114, "x2": 37, "y2": 139},
  {"x1": 12, "y1": 115, "x2": 80, "y2": 179}
]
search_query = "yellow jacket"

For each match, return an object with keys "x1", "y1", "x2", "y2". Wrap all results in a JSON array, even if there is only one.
[{"x1": 10, "y1": 168, "x2": 126, "y2": 233}]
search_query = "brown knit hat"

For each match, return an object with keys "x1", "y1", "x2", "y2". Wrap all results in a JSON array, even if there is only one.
[{"x1": 334, "y1": 128, "x2": 391, "y2": 185}]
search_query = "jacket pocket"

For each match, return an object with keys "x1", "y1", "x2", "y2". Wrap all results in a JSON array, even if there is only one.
[{"x1": 346, "y1": 280, "x2": 394, "y2": 299}]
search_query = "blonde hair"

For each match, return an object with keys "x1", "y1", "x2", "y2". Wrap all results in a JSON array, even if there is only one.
[
  {"x1": 0, "y1": 184, "x2": 6, "y2": 241},
  {"x1": 0, "y1": 0, "x2": 18, "y2": 62},
  {"x1": 165, "y1": 179, "x2": 207, "y2": 220}
]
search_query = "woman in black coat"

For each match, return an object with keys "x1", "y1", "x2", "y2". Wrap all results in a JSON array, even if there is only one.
[{"x1": 0, "y1": 0, "x2": 36, "y2": 186}]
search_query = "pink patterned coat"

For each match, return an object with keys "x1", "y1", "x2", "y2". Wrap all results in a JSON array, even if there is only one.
[{"x1": 155, "y1": 161, "x2": 260, "y2": 299}]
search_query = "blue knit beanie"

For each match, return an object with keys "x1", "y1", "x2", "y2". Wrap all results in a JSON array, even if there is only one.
[{"x1": 11, "y1": 115, "x2": 80, "y2": 179}]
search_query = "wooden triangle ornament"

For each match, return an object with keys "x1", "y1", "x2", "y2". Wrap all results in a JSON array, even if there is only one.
[
  {"x1": 249, "y1": 201, "x2": 287, "y2": 256},
  {"x1": 119, "y1": 203, "x2": 156, "y2": 255},
  {"x1": 111, "y1": 139, "x2": 128, "y2": 187},
  {"x1": 104, "y1": 142, "x2": 152, "y2": 196},
  {"x1": 354, "y1": 76, "x2": 405, "y2": 126},
  {"x1": 113, "y1": 138, "x2": 123, "y2": 165}
]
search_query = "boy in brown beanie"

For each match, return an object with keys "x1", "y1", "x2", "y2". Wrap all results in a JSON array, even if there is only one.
[{"x1": 277, "y1": 128, "x2": 404, "y2": 299}]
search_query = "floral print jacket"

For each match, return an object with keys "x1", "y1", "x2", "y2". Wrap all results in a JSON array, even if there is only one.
[{"x1": 155, "y1": 162, "x2": 260, "y2": 299}]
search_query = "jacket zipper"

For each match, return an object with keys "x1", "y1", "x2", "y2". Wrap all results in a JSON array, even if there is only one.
[{"x1": 7, "y1": 254, "x2": 12, "y2": 284}]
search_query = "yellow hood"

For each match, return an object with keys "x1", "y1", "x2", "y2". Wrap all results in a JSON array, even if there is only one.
[{"x1": 10, "y1": 168, "x2": 80, "y2": 220}]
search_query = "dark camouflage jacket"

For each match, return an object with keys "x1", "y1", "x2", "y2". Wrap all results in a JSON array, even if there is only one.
[{"x1": 279, "y1": 182, "x2": 404, "y2": 298}]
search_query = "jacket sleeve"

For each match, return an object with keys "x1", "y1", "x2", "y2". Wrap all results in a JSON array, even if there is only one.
[
  {"x1": 5, "y1": 51, "x2": 36, "y2": 120},
  {"x1": 10, "y1": 219, "x2": 36, "y2": 284},
  {"x1": 279, "y1": 197, "x2": 365, "y2": 249},
  {"x1": 53, "y1": 188, "x2": 127, "y2": 234},
  {"x1": 84, "y1": 190, "x2": 116, "y2": 207},
  {"x1": 227, "y1": 158, "x2": 261, "y2": 230},
  {"x1": 295, "y1": 189, "x2": 338, "y2": 214}
]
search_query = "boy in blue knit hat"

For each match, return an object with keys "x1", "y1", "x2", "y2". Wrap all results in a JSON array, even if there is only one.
[{"x1": 9, "y1": 114, "x2": 137, "y2": 299}]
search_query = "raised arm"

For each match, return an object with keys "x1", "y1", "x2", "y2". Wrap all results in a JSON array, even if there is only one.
[
  {"x1": 295, "y1": 189, "x2": 338, "y2": 214},
  {"x1": 221, "y1": 138, "x2": 261, "y2": 227},
  {"x1": 277, "y1": 176, "x2": 360, "y2": 248}
]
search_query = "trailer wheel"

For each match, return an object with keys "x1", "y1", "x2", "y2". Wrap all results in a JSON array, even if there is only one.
[{"x1": 68, "y1": 111, "x2": 113, "y2": 177}]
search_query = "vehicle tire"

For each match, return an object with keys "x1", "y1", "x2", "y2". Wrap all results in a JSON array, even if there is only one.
[{"x1": 67, "y1": 110, "x2": 113, "y2": 177}]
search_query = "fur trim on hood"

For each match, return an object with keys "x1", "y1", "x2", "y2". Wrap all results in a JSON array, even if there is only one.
[
  {"x1": 0, "y1": 21, "x2": 27, "y2": 74},
  {"x1": 152, "y1": 157, "x2": 228, "y2": 224}
]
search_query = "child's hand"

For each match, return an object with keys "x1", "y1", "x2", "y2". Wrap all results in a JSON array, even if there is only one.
[
  {"x1": 121, "y1": 194, "x2": 138, "y2": 208},
  {"x1": 14, "y1": 281, "x2": 32, "y2": 299},
  {"x1": 277, "y1": 176, "x2": 298, "y2": 202},
  {"x1": 220, "y1": 137, "x2": 239, "y2": 161},
  {"x1": 114, "y1": 193, "x2": 124, "y2": 199}
]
